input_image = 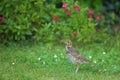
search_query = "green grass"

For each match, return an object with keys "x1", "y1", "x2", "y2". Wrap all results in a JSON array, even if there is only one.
[{"x1": 0, "y1": 42, "x2": 120, "y2": 80}]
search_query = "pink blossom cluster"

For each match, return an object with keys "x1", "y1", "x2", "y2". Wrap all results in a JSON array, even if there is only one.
[
  {"x1": 88, "y1": 9, "x2": 101, "y2": 21},
  {"x1": 53, "y1": 3, "x2": 102, "y2": 37},
  {"x1": 53, "y1": 3, "x2": 80, "y2": 22}
]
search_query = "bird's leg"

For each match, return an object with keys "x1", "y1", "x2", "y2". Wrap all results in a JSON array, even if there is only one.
[{"x1": 75, "y1": 65, "x2": 79, "y2": 73}]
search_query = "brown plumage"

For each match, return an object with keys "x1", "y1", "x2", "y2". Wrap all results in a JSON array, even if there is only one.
[{"x1": 64, "y1": 39, "x2": 91, "y2": 73}]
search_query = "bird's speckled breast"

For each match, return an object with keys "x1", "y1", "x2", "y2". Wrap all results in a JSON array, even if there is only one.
[{"x1": 66, "y1": 53, "x2": 77, "y2": 64}]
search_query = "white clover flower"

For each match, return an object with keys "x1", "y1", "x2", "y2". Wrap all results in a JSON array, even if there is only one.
[
  {"x1": 93, "y1": 61, "x2": 96, "y2": 63},
  {"x1": 89, "y1": 56, "x2": 92, "y2": 59},
  {"x1": 99, "y1": 69, "x2": 102, "y2": 72},
  {"x1": 12, "y1": 62, "x2": 15, "y2": 65},
  {"x1": 104, "y1": 69, "x2": 107, "y2": 71},
  {"x1": 43, "y1": 62, "x2": 45, "y2": 64},
  {"x1": 103, "y1": 52, "x2": 106, "y2": 54},
  {"x1": 38, "y1": 57, "x2": 41, "y2": 61},
  {"x1": 102, "y1": 59, "x2": 105, "y2": 62},
  {"x1": 54, "y1": 55, "x2": 57, "y2": 58}
]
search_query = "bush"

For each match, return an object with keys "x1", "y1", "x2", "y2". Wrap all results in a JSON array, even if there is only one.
[
  {"x1": 51, "y1": 2, "x2": 97, "y2": 43},
  {"x1": 0, "y1": 0, "x2": 106, "y2": 44},
  {"x1": 75, "y1": 0, "x2": 120, "y2": 34},
  {"x1": 0, "y1": 0, "x2": 45, "y2": 40}
]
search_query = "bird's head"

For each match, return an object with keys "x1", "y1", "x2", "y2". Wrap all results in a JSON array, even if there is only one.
[{"x1": 64, "y1": 39, "x2": 72, "y2": 47}]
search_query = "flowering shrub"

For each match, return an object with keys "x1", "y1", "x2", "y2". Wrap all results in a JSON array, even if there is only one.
[
  {"x1": 51, "y1": 2, "x2": 98, "y2": 43},
  {"x1": 0, "y1": 0, "x2": 106, "y2": 43},
  {"x1": 0, "y1": 0, "x2": 45, "y2": 40}
]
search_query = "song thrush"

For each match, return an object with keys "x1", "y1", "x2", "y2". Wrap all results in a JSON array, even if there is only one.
[{"x1": 64, "y1": 39, "x2": 91, "y2": 73}]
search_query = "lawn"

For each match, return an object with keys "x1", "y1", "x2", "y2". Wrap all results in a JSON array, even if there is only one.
[{"x1": 0, "y1": 41, "x2": 120, "y2": 80}]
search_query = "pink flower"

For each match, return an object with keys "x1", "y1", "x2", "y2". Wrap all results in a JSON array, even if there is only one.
[
  {"x1": 89, "y1": 15, "x2": 93, "y2": 19},
  {"x1": 62, "y1": 3, "x2": 67, "y2": 9},
  {"x1": 96, "y1": 15, "x2": 101, "y2": 21},
  {"x1": 73, "y1": 32, "x2": 77, "y2": 37},
  {"x1": 66, "y1": 9, "x2": 70, "y2": 16},
  {"x1": 53, "y1": 16, "x2": 58, "y2": 22},
  {"x1": 74, "y1": 5, "x2": 80, "y2": 11},
  {"x1": 88, "y1": 9, "x2": 93, "y2": 15},
  {"x1": 0, "y1": 16, "x2": 6, "y2": 23}
]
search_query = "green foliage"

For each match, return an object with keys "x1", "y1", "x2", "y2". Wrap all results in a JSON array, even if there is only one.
[
  {"x1": 0, "y1": 0, "x2": 105, "y2": 44},
  {"x1": 0, "y1": 0, "x2": 45, "y2": 40},
  {"x1": 75, "y1": 0, "x2": 120, "y2": 34},
  {"x1": 36, "y1": 1, "x2": 99, "y2": 43}
]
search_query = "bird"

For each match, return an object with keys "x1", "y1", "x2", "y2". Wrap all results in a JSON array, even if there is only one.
[{"x1": 64, "y1": 39, "x2": 91, "y2": 73}]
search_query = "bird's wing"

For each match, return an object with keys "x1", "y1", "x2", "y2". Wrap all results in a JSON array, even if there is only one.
[
  {"x1": 69, "y1": 47, "x2": 80, "y2": 56},
  {"x1": 70, "y1": 47, "x2": 90, "y2": 62}
]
